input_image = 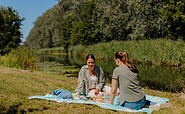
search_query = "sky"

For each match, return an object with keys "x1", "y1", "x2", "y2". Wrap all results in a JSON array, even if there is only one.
[{"x1": 0, "y1": 0, "x2": 58, "y2": 42}]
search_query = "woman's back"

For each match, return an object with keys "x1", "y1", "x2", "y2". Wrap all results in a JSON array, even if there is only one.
[{"x1": 113, "y1": 65, "x2": 144, "y2": 105}]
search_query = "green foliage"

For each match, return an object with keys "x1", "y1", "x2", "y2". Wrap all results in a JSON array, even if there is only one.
[
  {"x1": 68, "y1": 44, "x2": 86, "y2": 56},
  {"x1": 0, "y1": 6, "x2": 24, "y2": 55},
  {"x1": 24, "y1": 0, "x2": 185, "y2": 49},
  {"x1": 159, "y1": 0, "x2": 185, "y2": 40},
  {"x1": 69, "y1": 39, "x2": 185, "y2": 67},
  {"x1": 0, "y1": 47, "x2": 38, "y2": 70},
  {"x1": 36, "y1": 47, "x2": 65, "y2": 54},
  {"x1": 60, "y1": 14, "x2": 74, "y2": 52},
  {"x1": 95, "y1": 0, "x2": 129, "y2": 41},
  {"x1": 71, "y1": 0, "x2": 99, "y2": 45},
  {"x1": 60, "y1": 0, "x2": 100, "y2": 51},
  {"x1": 126, "y1": 0, "x2": 163, "y2": 39}
]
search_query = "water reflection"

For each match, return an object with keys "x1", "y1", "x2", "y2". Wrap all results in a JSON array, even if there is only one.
[{"x1": 38, "y1": 54, "x2": 185, "y2": 93}]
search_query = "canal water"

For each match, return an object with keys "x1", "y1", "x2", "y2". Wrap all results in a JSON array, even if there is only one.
[{"x1": 38, "y1": 54, "x2": 185, "y2": 93}]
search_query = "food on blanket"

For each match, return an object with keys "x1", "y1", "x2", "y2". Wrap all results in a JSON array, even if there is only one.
[
  {"x1": 89, "y1": 95, "x2": 110, "y2": 103},
  {"x1": 90, "y1": 96, "x2": 104, "y2": 102},
  {"x1": 104, "y1": 95, "x2": 110, "y2": 101},
  {"x1": 96, "y1": 99, "x2": 105, "y2": 103},
  {"x1": 90, "y1": 96, "x2": 96, "y2": 101}
]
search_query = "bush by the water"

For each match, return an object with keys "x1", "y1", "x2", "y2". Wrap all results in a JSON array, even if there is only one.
[{"x1": 0, "y1": 47, "x2": 38, "y2": 70}]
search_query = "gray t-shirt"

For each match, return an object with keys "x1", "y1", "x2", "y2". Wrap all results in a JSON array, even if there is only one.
[{"x1": 112, "y1": 65, "x2": 144, "y2": 105}]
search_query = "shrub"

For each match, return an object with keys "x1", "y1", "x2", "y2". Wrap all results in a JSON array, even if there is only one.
[{"x1": 0, "y1": 47, "x2": 38, "y2": 70}]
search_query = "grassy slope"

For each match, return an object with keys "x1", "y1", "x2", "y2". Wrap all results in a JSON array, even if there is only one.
[{"x1": 0, "y1": 66, "x2": 185, "y2": 114}]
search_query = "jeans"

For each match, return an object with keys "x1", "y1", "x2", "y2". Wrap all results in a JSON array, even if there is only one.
[{"x1": 122, "y1": 96, "x2": 146, "y2": 110}]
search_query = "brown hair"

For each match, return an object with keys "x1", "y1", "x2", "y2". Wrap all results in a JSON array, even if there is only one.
[
  {"x1": 115, "y1": 51, "x2": 138, "y2": 73},
  {"x1": 86, "y1": 54, "x2": 95, "y2": 62}
]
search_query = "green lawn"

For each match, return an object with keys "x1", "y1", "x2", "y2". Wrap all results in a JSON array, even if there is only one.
[{"x1": 0, "y1": 66, "x2": 184, "y2": 114}]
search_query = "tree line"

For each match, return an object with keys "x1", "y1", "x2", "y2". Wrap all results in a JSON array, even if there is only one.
[{"x1": 1, "y1": 0, "x2": 184, "y2": 55}]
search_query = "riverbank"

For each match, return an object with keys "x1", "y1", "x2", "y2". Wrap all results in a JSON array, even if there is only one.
[
  {"x1": 37, "y1": 39, "x2": 185, "y2": 68},
  {"x1": 0, "y1": 66, "x2": 184, "y2": 114},
  {"x1": 69, "y1": 39, "x2": 185, "y2": 68}
]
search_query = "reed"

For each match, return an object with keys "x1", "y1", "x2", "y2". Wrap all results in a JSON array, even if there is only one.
[
  {"x1": 0, "y1": 47, "x2": 38, "y2": 70},
  {"x1": 36, "y1": 47, "x2": 65, "y2": 55},
  {"x1": 69, "y1": 39, "x2": 185, "y2": 67}
]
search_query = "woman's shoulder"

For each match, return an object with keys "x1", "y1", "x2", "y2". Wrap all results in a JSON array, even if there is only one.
[
  {"x1": 114, "y1": 65, "x2": 128, "y2": 70},
  {"x1": 80, "y1": 65, "x2": 88, "y2": 71},
  {"x1": 81, "y1": 65, "x2": 88, "y2": 68},
  {"x1": 95, "y1": 65, "x2": 103, "y2": 70}
]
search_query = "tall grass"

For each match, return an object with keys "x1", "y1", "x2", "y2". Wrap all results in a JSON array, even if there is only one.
[
  {"x1": 0, "y1": 47, "x2": 38, "y2": 70},
  {"x1": 36, "y1": 47, "x2": 65, "y2": 55},
  {"x1": 69, "y1": 39, "x2": 185, "y2": 67}
]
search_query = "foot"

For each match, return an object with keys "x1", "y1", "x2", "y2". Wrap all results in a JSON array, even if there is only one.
[
  {"x1": 149, "y1": 104, "x2": 160, "y2": 111},
  {"x1": 160, "y1": 102, "x2": 172, "y2": 108}
]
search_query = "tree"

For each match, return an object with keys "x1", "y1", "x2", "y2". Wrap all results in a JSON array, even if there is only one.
[
  {"x1": 0, "y1": 6, "x2": 24, "y2": 55},
  {"x1": 70, "y1": 0, "x2": 99, "y2": 45},
  {"x1": 24, "y1": 4, "x2": 62, "y2": 49},
  {"x1": 60, "y1": 15, "x2": 73, "y2": 53},
  {"x1": 126, "y1": 0, "x2": 163, "y2": 40},
  {"x1": 159, "y1": 0, "x2": 185, "y2": 40},
  {"x1": 24, "y1": 0, "x2": 185, "y2": 50},
  {"x1": 96, "y1": 0, "x2": 129, "y2": 41}
]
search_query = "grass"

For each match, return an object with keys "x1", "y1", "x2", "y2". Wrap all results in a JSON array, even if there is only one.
[
  {"x1": 69, "y1": 39, "x2": 185, "y2": 68},
  {"x1": 0, "y1": 47, "x2": 38, "y2": 70},
  {"x1": 36, "y1": 47, "x2": 65, "y2": 55},
  {"x1": 0, "y1": 65, "x2": 185, "y2": 114}
]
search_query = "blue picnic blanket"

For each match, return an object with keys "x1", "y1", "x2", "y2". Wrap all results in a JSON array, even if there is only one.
[{"x1": 29, "y1": 91, "x2": 169, "y2": 114}]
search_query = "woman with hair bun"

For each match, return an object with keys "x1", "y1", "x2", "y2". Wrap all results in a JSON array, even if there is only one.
[{"x1": 109, "y1": 51, "x2": 146, "y2": 110}]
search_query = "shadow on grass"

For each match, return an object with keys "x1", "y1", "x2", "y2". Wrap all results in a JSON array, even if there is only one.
[
  {"x1": 0, "y1": 102, "x2": 49, "y2": 114},
  {"x1": 0, "y1": 102, "x2": 26, "y2": 114}
]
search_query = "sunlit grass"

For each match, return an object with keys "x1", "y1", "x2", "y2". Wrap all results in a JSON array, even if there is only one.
[
  {"x1": 69, "y1": 39, "x2": 185, "y2": 68},
  {"x1": 0, "y1": 65, "x2": 184, "y2": 114},
  {"x1": 36, "y1": 47, "x2": 65, "y2": 55},
  {"x1": 0, "y1": 47, "x2": 38, "y2": 70}
]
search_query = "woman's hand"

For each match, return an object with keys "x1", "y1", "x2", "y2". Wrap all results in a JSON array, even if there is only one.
[
  {"x1": 116, "y1": 88, "x2": 120, "y2": 96},
  {"x1": 107, "y1": 101, "x2": 111, "y2": 104},
  {"x1": 94, "y1": 88, "x2": 99, "y2": 95},
  {"x1": 74, "y1": 92, "x2": 80, "y2": 97},
  {"x1": 109, "y1": 78, "x2": 118, "y2": 104}
]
